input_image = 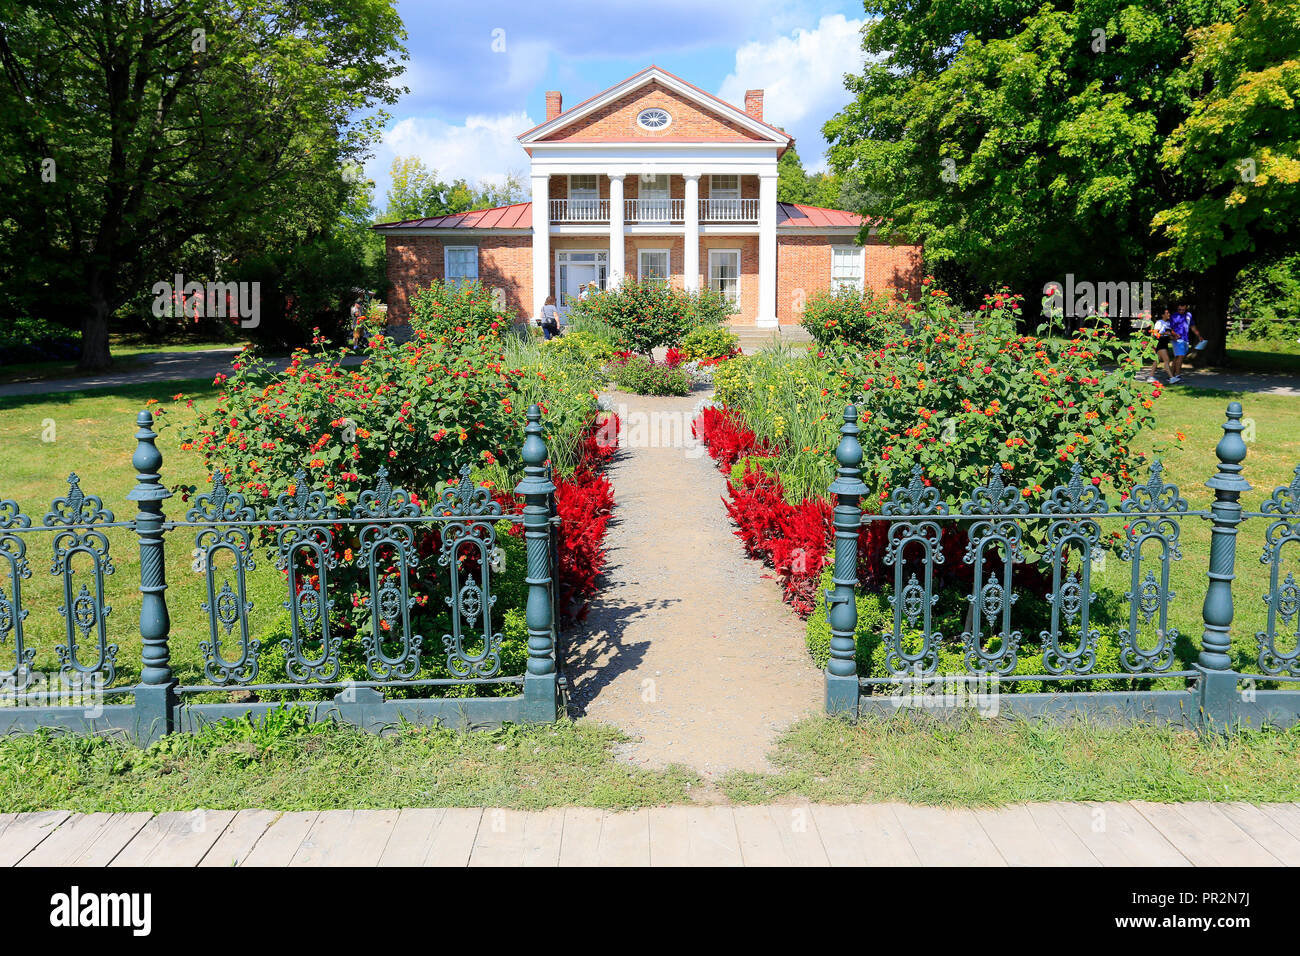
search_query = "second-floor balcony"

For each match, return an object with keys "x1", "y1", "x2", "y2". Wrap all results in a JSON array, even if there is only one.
[{"x1": 548, "y1": 196, "x2": 761, "y2": 224}]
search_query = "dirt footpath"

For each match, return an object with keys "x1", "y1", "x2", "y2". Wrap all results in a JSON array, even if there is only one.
[{"x1": 566, "y1": 389, "x2": 822, "y2": 777}]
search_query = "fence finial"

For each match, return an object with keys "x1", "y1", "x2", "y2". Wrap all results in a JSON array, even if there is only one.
[
  {"x1": 127, "y1": 409, "x2": 175, "y2": 743},
  {"x1": 1198, "y1": 401, "x2": 1251, "y2": 732},
  {"x1": 826, "y1": 403, "x2": 865, "y2": 718}
]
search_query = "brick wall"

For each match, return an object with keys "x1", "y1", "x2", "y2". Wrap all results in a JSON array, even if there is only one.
[
  {"x1": 385, "y1": 235, "x2": 533, "y2": 324},
  {"x1": 777, "y1": 234, "x2": 924, "y2": 326},
  {"x1": 545, "y1": 81, "x2": 764, "y2": 142}
]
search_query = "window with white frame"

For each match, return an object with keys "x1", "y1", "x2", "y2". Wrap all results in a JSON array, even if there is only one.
[
  {"x1": 444, "y1": 246, "x2": 478, "y2": 288},
  {"x1": 568, "y1": 174, "x2": 599, "y2": 219},
  {"x1": 639, "y1": 249, "x2": 670, "y2": 285},
  {"x1": 708, "y1": 249, "x2": 741, "y2": 310},
  {"x1": 710, "y1": 174, "x2": 740, "y2": 199},
  {"x1": 830, "y1": 246, "x2": 864, "y2": 292}
]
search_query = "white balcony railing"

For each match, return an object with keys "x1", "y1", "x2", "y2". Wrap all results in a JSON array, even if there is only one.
[
  {"x1": 624, "y1": 198, "x2": 684, "y2": 223},
  {"x1": 700, "y1": 197, "x2": 759, "y2": 222},
  {"x1": 549, "y1": 198, "x2": 609, "y2": 223}
]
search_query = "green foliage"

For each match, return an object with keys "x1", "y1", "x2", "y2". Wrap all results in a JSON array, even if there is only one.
[
  {"x1": 799, "y1": 286, "x2": 916, "y2": 349},
  {"x1": 541, "y1": 328, "x2": 618, "y2": 366},
  {"x1": 0, "y1": 0, "x2": 407, "y2": 368},
  {"x1": 0, "y1": 316, "x2": 79, "y2": 365},
  {"x1": 717, "y1": 279, "x2": 1161, "y2": 510},
  {"x1": 679, "y1": 324, "x2": 740, "y2": 361},
  {"x1": 1234, "y1": 253, "x2": 1300, "y2": 331},
  {"x1": 383, "y1": 156, "x2": 527, "y2": 222},
  {"x1": 777, "y1": 147, "x2": 846, "y2": 208},
  {"x1": 611, "y1": 355, "x2": 691, "y2": 396},
  {"x1": 566, "y1": 281, "x2": 728, "y2": 354},
  {"x1": 410, "y1": 279, "x2": 513, "y2": 339}
]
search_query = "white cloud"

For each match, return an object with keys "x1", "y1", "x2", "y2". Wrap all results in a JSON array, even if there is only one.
[
  {"x1": 365, "y1": 111, "x2": 536, "y2": 208},
  {"x1": 717, "y1": 13, "x2": 867, "y2": 169}
]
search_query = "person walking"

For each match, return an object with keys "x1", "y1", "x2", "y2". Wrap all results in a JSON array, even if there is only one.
[
  {"x1": 1169, "y1": 303, "x2": 1201, "y2": 383},
  {"x1": 1150, "y1": 307, "x2": 1174, "y2": 381},
  {"x1": 350, "y1": 296, "x2": 367, "y2": 349},
  {"x1": 540, "y1": 295, "x2": 561, "y2": 340}
]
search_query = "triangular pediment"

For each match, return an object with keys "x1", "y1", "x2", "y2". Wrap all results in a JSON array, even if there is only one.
[{"x1": 519, "y1": 67, "x2": 790, "y2": 146}]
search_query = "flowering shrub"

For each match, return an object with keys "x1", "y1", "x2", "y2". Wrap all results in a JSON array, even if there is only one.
[
  {"x1": 664, "y1": 346, "x2": 685, "y2": 367},
  {"x1": 610, "y1": 354, "x2": 691, "y2": 396},
  {"x1": 692, "y1": 405, "x2": 770, "y2": 471},
  {"x1": 565, "y1": 281, "x2": 727, "y2": 354},
  {"x1": 679, "y1": 325, "x2": 740, "y2": 361},
  {"x1": 410, "y1": 279, "x2": 514, "y2": 339},
  {"x1": 799, "y1": 286, "x2": 920, "y2": 349}
]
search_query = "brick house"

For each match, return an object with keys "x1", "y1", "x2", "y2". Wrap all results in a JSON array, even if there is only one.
[{"x1": 375, "y1": 66, "x2": 922, "y2": 328}]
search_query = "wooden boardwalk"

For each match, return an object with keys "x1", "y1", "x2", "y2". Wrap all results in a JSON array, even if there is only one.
[{"x1": 2, "y1": 802, "x2": 1298, "y2": 866}]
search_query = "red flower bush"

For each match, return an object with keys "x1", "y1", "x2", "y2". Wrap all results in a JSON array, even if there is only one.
[{"x1": 692, "y1": 405, "x2": 771, "y2": 471}]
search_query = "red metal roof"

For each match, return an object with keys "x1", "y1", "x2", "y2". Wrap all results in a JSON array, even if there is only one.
[
  {"x1": 373, "y1": 202, "x2": 532, "y2": 230},
  {"x1": 373, "y1": 201, "x2": 867, "y2": 231},
  {"x1": 776, "y1": 203, "x2": 869, "y2": 228}
]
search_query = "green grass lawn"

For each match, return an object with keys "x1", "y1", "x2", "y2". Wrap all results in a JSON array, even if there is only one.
[
  {"x1": 1224, "y1": 337, "x2": 1300, "y2": 376},
  {"x1": 1090, "y1": 385, "x2": 1300, "y2": 674},
  {"x1": 3, "y1": 712, "x2": 1300, "y2": 810}
]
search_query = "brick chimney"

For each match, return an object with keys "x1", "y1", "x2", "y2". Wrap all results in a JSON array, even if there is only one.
[
  {"x1": 744, "y1": 89, "x2": 764, "y2": 121},
  {"x1": 545, "y1": 91, "x2": 562, "y2": 121}
]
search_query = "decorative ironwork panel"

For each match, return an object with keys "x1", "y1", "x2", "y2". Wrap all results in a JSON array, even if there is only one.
[
  {"x1": 189, "y1": 473, "x2": 260, "y2": 684},
  {"x1": 353, "y1": 467, "x2": 423, "y2": 680},
  {"x1": 1117, "y1": 460, "x2": 1187, "y2": 672},
  {"x1": 0, "y1": 499, "x2": 34, "y2": 688},
  {"x1": 881, "y1": 466, "x2": 949, "y2": 676},
  {"x1": 439, "y1": 466, "x2": 505, "y2": 678},
  {"x1": 960, "y1": 472, "x2": 1028, "y2": 676},
  {"x1": 1039, "y1": 463, "x2": 1107, "y2": 675},
  {"x1": 270, "y1": 470, "x2": 339, "y2": 682},
  {"x1": 43, "y1": 474, "x2": 117, "y2": 685},
  {"x1": 1257, "y1": 465, "x2": 1300, "y2": 676}
]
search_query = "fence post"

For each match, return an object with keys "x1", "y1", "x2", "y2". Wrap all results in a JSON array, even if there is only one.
[
  {"x1": 516, "y1": 405, "x2": 560, "y2": 722},
  {"x1": 826, "y1": 404, "x2": 866, "y2": 718},
  {"x1": 1197, "y1": 400, "x2": 1250, "y2": 733},
  {"x1": 127, "y1": 409, "x2": 175, "y2": 744}
]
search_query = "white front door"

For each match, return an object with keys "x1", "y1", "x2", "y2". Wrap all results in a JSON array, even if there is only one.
[{"x1": 556, "y1": 250, "x2": 608, "y2": 310}]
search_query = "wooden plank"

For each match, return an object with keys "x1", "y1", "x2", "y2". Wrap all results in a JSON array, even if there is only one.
[
  {"x1": 420, "y1": 808, "x2": 483, "y2": 867},
  {"x1": 558, "y1": 808, "x2": 603, "y2": 867},
  {"x1": 1219, "y1": 803, "x2": 1300, "y2": 866},
  {"x1": 289, "y1": 809, "x2": 399, "y2": 867},
  {"x1": 469, "y1": 809, "x2": 563, "y2": 867},
  {"x1": 809, "y1": 804, "x2": 920, "y2": 866},
  {"x1": 1133, "y1": 802, "x2": 1282, "y2": 867},
  {"x1": 0, "y1": 811, "x2": 70, "y2": 866},
  {"x1": 595, "y1": 808, "x2": 650, "y2": 867},
  {"x1": 378, "y1": 808, "x2": 446, "y2": 866},
  {"x1": 976, "y1": 804, "x2": 1100, "y2": 867},
  {"x1": 648, "y1": 806, "x2": 741, "y2": 867},
  {"x1": 19, "y1": 812, "x2": 152, "y2": 867},
  {"x1": 112, "y1": 811, "x2": 236, "y2": 867},
  {"x1": 890, "y1": 805, "x2": 1007, "y2": 866},
  {"x1": 1258, "y1": 803, "x2": 1300, "y2": 842},
  {"x1": 238, "y1": 811, "x2": 319, "y2": 867},
  {"x1": 733, "y1": 805, "x2": 829, "y2": 867},
  {"x1": 198, "y1": 810, "x2": 280, "y2": 867},
  {"x1": 1052, "y1": 802, "x2": 1190, "y2": 866}
]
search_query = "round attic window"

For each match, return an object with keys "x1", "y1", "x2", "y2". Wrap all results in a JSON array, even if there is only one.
[{"x1": 636, "y1": 107, "x2": 672, "y2": 131}]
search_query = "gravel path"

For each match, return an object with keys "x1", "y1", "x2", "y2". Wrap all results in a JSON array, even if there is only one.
[{"x1": 566, "y1": 388, "x2": 821, "y2": 777}]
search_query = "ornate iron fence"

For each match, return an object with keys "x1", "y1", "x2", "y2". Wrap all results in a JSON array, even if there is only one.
[
  {"x1": 824, "y1": 400, "x2": 1300, "y2": 732},
  {"x1": 0, "y1": 406, "x2": 563, "y2": 743}
]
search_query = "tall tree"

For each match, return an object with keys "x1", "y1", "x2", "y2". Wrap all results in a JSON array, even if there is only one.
[
  {"x1": 383, "y1": 157, "x2": 527, "y2": 222},
  {"x1": 0, "y1": 0, "x2": 407, "y2": 370},
  {"x1": 824, "y1": 0, "x2": 1243, "y2": 343},
  {"x1": 1154, "y1": 0, "x2": 1300, "y2": 358}
]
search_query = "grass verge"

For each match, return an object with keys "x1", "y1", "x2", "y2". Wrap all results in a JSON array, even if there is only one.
[{"x1": 4, "y1": 710, "x2": 1300, "y2": 811}]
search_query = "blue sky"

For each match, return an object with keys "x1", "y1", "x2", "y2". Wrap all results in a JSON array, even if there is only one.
[{"x1": 363, "y1": 0, "x2": 872, "y2": 206}]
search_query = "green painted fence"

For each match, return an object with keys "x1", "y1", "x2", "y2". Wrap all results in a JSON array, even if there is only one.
[
  {"x1": 825, "y1": 400, "x2": 1300, "y2": 732},
  {"x1": 0, "y1": 407, "x2": 563, "y2": 743}
]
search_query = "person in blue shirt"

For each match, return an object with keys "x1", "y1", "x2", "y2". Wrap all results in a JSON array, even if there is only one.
[{"x1": 1168, "y1": 303, "x2": 1201, "y2": 383}]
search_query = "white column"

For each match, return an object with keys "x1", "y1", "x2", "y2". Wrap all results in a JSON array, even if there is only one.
[
  {"x1": 608, "y1": 173, "x2": 625, "y2": 289},
  {"x1": 531, "y1": 173, "x2": 550, "y2": 320},
  {"x1": 756, "y1": 172, "x2": 778, "y2": 327},
  {"x1": 683, "y1": 173, "x2": 700, "y2": 292}
]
